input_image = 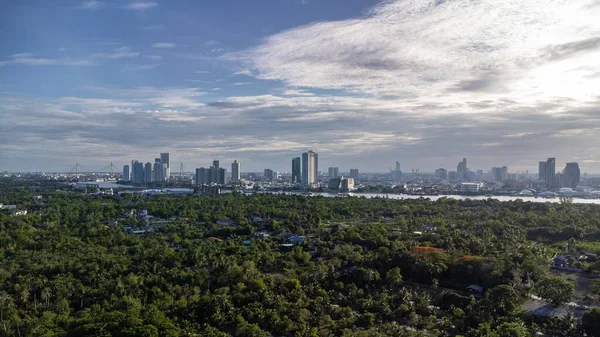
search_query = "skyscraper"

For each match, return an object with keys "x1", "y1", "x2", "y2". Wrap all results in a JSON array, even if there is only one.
[
  {"x1": 538, "y1": 161, "x2": 546, "y2": 181},
  {"x1": 160, "y1": 153, "x2": 170, "y2": 180},
  {"x1": 302, "y1": 150, "x2": 318, "y2": 186},
  {"x1": 350, "y1": 169, "x2": 359, "y2": 179},
  {"x1": 292, "y1": 157, "x2": 301, "y2": 183},
  {"x1": 218, "y1": 167, "x2": 227, "y2": 185},
  {"x1": 153, "y1": 158, "x2": 163, "y2": 182},
  {"x1": 492, "y1": 166, "x2": 508, "y2": 182},
  {"x1": 132, "y1": 161, "x2": 144, "y2": 184},
  {"x1": 195, "y1": 167, "x2": 208, "y2": 185},
  {"x1": 457, "y1": 158, "x2": 468, "y2": 181},
  {"x1": 435, "y1": 168, "x2": 447, "y2": 179},
  {"x1": 563, "y1": 162, "x2": 580, "y2": 189},
  {"x1": 264, "y1": 169, "x2": 274, "y2": 181},
  {"x1": 328, "y1": 167, "x2": 339, "y2": 178},
  {"x1": 144, "y1": 162, "x2": 153, "y2": 183},
  {"x1": 123, "y1": 165, "x2": 130, "y2": 181},
  {"x1": 231, "y1": 160, "x2": 240, "y2": 182},
  {"x1": 391, "y1": 161, "x2": 402, "y2": 180},
  {"x1": 545, "y1": 158, "x2": 556, "y2": 188},
  {"x1": 213, "y1": 160, "x2": 220, "y2": 169}
]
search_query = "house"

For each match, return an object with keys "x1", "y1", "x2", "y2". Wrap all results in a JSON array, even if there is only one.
[
  {"x1": 254, "y1": 231, "x2": 271, "y2": 239},
  {"x1": 216, "y1": 219, "x2": 235, "y2": 227},
  {"x1": 285, "y1": 235, "x2": 306, "y2": 244},
  {"x1": 579, "y1": 252, "x2": 597, "y2": 262},
  {"x1": 33, "y1": 195, "x2": 42, "y2": 200},
  {"x1": 467, "y1": 285, "x2": 483, "y2": 297},
  {"x1": 12, "y1": 210, "x2": 28, "y2": 216}
]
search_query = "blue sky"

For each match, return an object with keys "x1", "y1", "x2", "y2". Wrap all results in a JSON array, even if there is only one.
[{"x1": 2, "y1": 0, "x2": 600, "y2": 173}]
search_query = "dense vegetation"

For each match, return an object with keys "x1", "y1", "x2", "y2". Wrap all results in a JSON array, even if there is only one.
[{"x1": 1, "y1": 179, "x2": 600, "y2": 336}]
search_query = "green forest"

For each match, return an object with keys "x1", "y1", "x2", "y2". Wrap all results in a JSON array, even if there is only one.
[{"x1": 1, "y1": 179, "x2": 600, "y2": 336}]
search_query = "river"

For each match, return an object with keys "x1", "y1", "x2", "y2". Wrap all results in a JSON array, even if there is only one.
[{"x1": 80, "y1": 182, "x2": 600, "y2": 205}]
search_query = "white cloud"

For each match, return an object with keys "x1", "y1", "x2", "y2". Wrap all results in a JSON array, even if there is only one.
[
  {"x1": 230, "y1": 0, "x2": 600, "y2": 106},
  {"x1": 232, "y1": 69, "x2": 253, "y2": 77},
  {"x1": 80, "y1": 1, "x2": 102, "y2": 9},
  {"x1": 196, "y1": 70, "x2": 209, "y2": 74},
  {"x1": 233, "y1": 82, "x2": 254, "y2": 86},
  {"x1": 152, "y1": 42, "x2": 176, "y2": 49},
  {"x1": 211, "y1": 88, "x2": 222, "y2": 91},
  {"x1": 106, "y1": 47, "x2": 140, "y2": 59},
  {"x1": 204, "y1": 40, "x2": 219, "y2": 46},
  {"x1": 0, "y1": 54, "x2": 96, "y2": 67},
  {"x1": 125, "y1": 2, "x2": 158, "y2": 10}
]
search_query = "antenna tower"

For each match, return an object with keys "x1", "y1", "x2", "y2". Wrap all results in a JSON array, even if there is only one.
[
  {"x1": 180, "y1": 162, "x2": 184, "y2": 175},
  {"x1": 109, "y1": 162, "x2": 114, "y2": 174},
  {"x1": 76, "y1": 161, "x2": 81, "y2": 174}
]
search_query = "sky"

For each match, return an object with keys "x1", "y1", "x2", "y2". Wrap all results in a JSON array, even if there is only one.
[{"x1": 1, "y1": 0, "x2": 600, "y2": 173}]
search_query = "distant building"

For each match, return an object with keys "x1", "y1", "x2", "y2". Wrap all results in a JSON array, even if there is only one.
[
  {"x1": 292, "y1": 157, "x2": 302, "y2": 184},
  {"x1": 349, "y1": 168, "x2": 359, "y2": 179},
  {"x1": 341, "y1": 178, "x2": 354, "y2": 191},
  {"x1": 195, "y1": 167, "x2": 208, "y2": 185},
  {"x1": 231, "y1": 160, "x2": 241, "y2": 183},
  {"x1": 435, "y1": 168, "x2": 448, "y2": 179},
  {"x1": 538, "y1": 161, "x2": 547, "y2": 181},
  {"x1": 160, "y1": 153, "x2": 170, "y2": 180},
  {"x1": 144, "y1": 162, "x2": 153, "y2": 183},
  {"x1": 328, "y1": 167, "x2": 339, "y2": 178},
  {"x1": 123, "y1": 165, "x2": 130, "y2": 181},
  {"x1": 457, "y1": 158, "x2": 468, "y2": 181},
  {"x1": 448, "y1": 171, "x2": 457, "y2": 181},
  {"x1": 545, "y1": 158, "x2": 556, "y2": 188},
  {"x1": 460, "y1": 182, "x2": 483, "y2": 192},
  {"x1": 153, "y1": 158, "x2": 164, "y2": 182},
  {"x1": 391, "y1": 161, "x2": 402, "y2": 180},
  {"x1": 264, "y1": 169, "x2": 274, "y2": 181},
  {"x1": 302, "y1": 150, "x2": 318, "y2": 186},
  {"x1": 328, "y1": 177, "x2": 342, "y2": 190},
  {"x1": 132, "y1": 160, "x2": 144, "y2": 184},
  {"x1": 492, "y1": 166, "x2": 508, "y2": 182},
  {"x1": 562, "y1": 162, "x2": 580, "y2": 189},
  {"x1": 212, "y1": 160, "x2": 220, "y2": 169},
  {"x1": 218, "y1": 167, "x2": 227, "y2": 185}
]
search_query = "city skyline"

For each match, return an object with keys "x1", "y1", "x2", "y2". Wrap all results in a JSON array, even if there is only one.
[{"x1": 2, "y1": 1, "x2": 600, "y2": 172}]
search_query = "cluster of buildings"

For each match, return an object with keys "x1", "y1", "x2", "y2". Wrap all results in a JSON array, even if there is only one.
[
  {"x1": 195, "y1": 160, "x2": 230, "y2": 186},
  {"x1": 123, "y1": 153, "x2": 170, "y2": 184},
  {"x1": 539, "y1": 158, "x2": 580, "y2": 190}
]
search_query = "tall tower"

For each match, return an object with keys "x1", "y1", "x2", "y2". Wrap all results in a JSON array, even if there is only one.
[
  {"x1": 123, "y1": 165, "x2": 130, "y2": 181},
  {"x1": 153, "y1": 158, "x2": 163, "y2": 182},
  {"x1": 545, "y1": 158, "x2": 556, "y2": 188},
  {"x1": 144, "y1": 162, "x2": 153, "y2": 183},
  {"x1": 160, "y1": 153, "x2": 170, "y2": 180},
  {"x1": 231, "y1": 160, "x2": 241, "y2": 182},
  {"x1": 302, "y1": 150, "x2": 318, "y2": 186},
  {"x1": 292, "y1": 157, "x2": 301, "y2": 184},
  {"x1": 538, "y1": 161, "x2": 546, "y2": 181},
  {"x1": 563, "y1": 162, "x2": 580, "y2": 189}
]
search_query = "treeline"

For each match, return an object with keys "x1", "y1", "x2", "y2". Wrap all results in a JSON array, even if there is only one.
[{"x1": 1, "y1": 182, "x2": 600, "y2": 336}]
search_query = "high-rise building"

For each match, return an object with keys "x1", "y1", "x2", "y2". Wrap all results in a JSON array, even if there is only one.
[
  {"x1": 153, "y1": 158, "x2": 163, "y2": 182},
  {"x1": 545, "y1": 158, "x2": 556, "y2": 188},
  {"x1": 563, "y1": 162, "x2": 580, "y2": 189},
  {"x1": 350, "y1": 169, "x2": 359, "y2": 179},
  {"x1": 132, "y1": 161, "x2": 144, "y2": 184},
  {"x1": 218, "y1": 167, "x2": 227, "y2": 185},
  {"x1": 264, "y1": 169, "x2": 274, "y2": 181},
  {"x1": 328, "y1": 167, "x2": 339, "y2": 178},
  {"x1": 538, "y1": 161, "x2": 547, "y2": 181},
  {"x1": 435, "y1": 168, "x2": 448, "y2": 179},
  {"x1": 231, "y1": 160, "x2": 240, "y2": 183},
  {"x1": 302, "y1": 150, "x2": 318, "y2": 186},
  {"x1": 292, "y1": 157, "x2": 301, "y2": 183},
  {"x1": 123, "y1": 165, "x2": 130, "y2": 181},
  {"x1": 492, "y1": 166, "x2": 508, "y2": 182},
  {"x1": 160, "y1": 153, "x2": 170, "y2": 180},
  {"x1": 341, "y1": 178, "x2": 354, "y2": 192},
  {"x1": 144, "y1": 162, "x2": 153, "y2": 183},
  {"x1": 213, "y1": 160, "x2": 220, "y2": 169},
  {"x1": 391, "y1": 161, "x2": 402, "y2": 180},
  {"x1": 457, "y1": 158, "x2": 468, "y2": 181},
  {"x1": 195, "y1": 167, "x2": 208, "y2": 185}
]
